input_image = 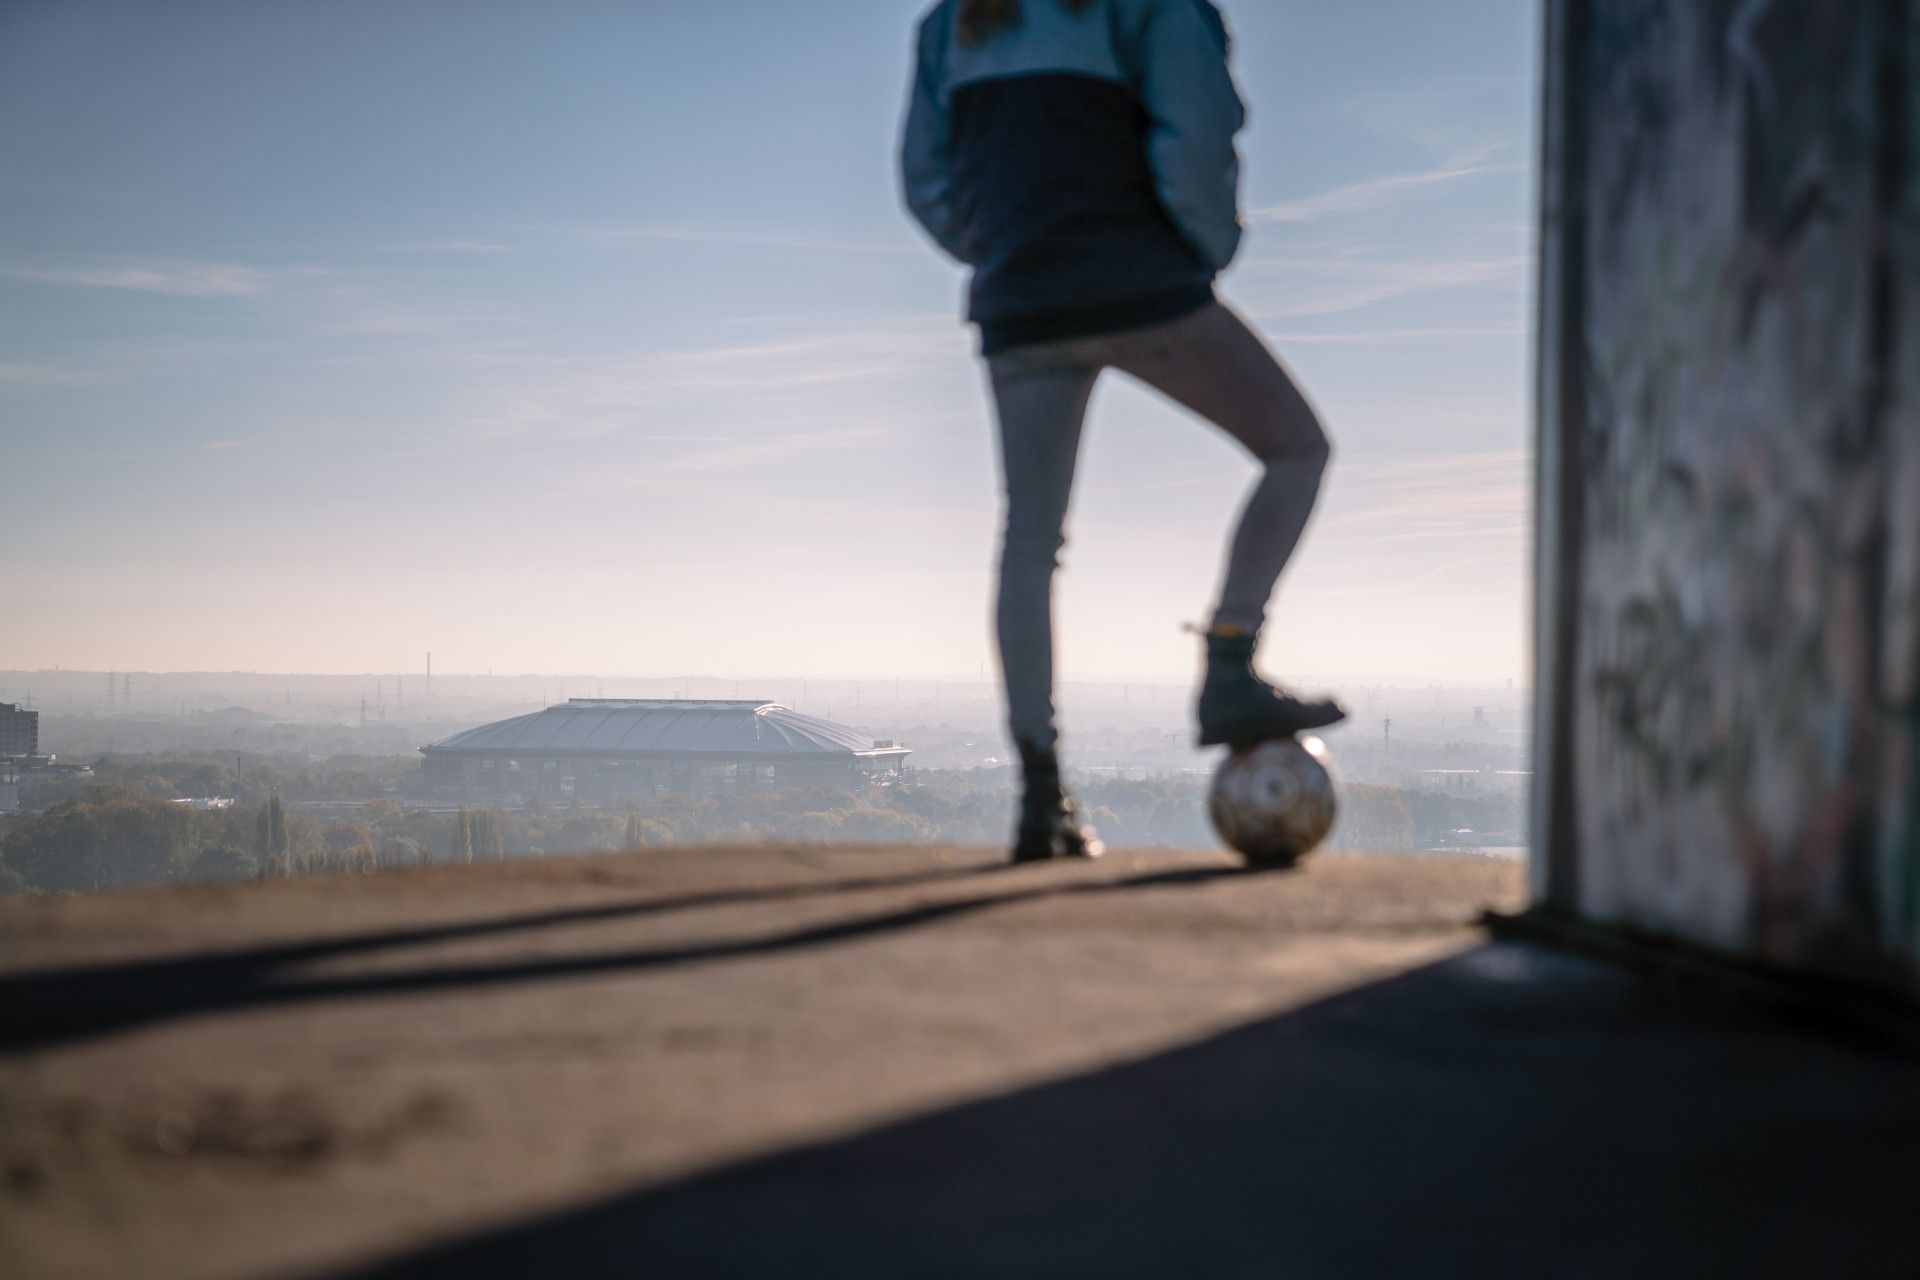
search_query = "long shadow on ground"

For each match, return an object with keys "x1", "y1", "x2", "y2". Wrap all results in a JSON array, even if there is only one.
[
  {"x1": 0, "y1": 862, "x2": 1265, "y2": 1056},
  {"x1": 335, "y1": 943, "x2": 1920, "y2": 1280}
]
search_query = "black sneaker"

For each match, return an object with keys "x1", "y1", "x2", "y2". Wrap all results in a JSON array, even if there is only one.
[
  {"x1": 1196, "y1": 629, "x2": 1347, "y2": 747},
  {"x1": 1012, "y1": 738, "x2": 1105, "y2": 863}
]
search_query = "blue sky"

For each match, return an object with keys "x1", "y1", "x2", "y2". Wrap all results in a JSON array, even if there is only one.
[{"x1": 1, "y1": 0, "x2": 1538, "y2": 685}]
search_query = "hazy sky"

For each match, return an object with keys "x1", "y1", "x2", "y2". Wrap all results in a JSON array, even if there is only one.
[{"x1": 1, "y1": 0, "x2": 1538, "y2": 685}]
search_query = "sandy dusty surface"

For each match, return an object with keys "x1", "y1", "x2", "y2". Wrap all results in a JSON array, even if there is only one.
[{"x1": 0, "y1": 845, "x2": 1522, "y2": 1280}]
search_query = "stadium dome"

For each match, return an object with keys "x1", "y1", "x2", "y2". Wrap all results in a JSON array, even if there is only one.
[{"x1": 420, "y1": 700, "x2": 909, "y2": 800}]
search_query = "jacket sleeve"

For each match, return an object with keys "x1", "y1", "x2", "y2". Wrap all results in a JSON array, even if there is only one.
[
  {"x1": 899, "y1": 18, "x2": 971, "y2": 264},
  {"x1": 1132, "y1": 0, "x2": 1247, "y2": 272}
]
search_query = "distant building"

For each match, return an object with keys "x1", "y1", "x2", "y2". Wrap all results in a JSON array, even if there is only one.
[
  {"x1": 1415, "y1": 767, "x2": 1532, "y2": 794},
  {"x1": 0, "y1": 754, "x2": 92, "y2": 813},
  {"x1": 0, "y1": 703, "x2": 37, "y2": 758},
  {"x1": 420, "y1": 699, "x2": 911, "y2": 801}
]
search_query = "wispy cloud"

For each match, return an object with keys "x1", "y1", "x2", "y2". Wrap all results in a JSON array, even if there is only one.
[
  {"x1": 266, "y1": 274, "x2": 528, "y2": 338},
  {"x1": 1, "y1": 259, "x2": 269, "y2": 297},
  {"x1": 457, "y1": 319, "x2": 967, "y2": 441},
  {"x1": 570, "y1": 224, "x2": 919, "y2": 257},
  {"x1": 1264, "y1": 325, "x2": 1524, "y2": 344},
  {"x1": 1241, "y1": 251, "x2": 1527, "y2": 320},
  {"x1": 1249, "y1": 153, "x2": 1520, "y2": 225},
  {"x1": 549, "y1": 425, "x2": 897, "y2": 494},
  {"x1": 1339, "y1": 75, "x2": 1533, "y2": 154},
  {"x1": 0, "y1": 339, "x2": 286, "y2": 389},
  {"x1": 386, "y1": 240, "x2": 511, "y2": 254},
  {"x1": 1275, "y1": 451, "x2": 1532, "y2": 601},
  {"x1": 0, "y1": 361, "x2": 106, "y2": 387},
  {"x1": 323, "y1": 302, "x2": 523, "y2": 335},
  {"x1": 1318, "y1": 451, "x2": 1529, "y2": 546},
  {"x1": 656, "y1": 426, "x2": 891, "y2": 477},
  {"x1": 646, "y1": 325, "x2": 962, "y2": 389},
  {"x1": 190, "y1": 422, "x2": 344, "y2": 453}
]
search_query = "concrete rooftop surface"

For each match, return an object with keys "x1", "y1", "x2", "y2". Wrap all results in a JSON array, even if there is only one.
[{"x1": 1, "y1": 844, "x2": 1915, "y2": 1279}]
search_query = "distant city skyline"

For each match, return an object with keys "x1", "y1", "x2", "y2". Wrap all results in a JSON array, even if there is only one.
[
  {"x1": 0, "y1": 664, "x2": 1532, "y2": 790},
  {"x1": 2, "y1": 1, "x2": 1538, "y2": 685}
]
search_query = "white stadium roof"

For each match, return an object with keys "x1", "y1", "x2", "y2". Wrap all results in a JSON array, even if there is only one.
[{"x1": 421, "y1": 700, "x2": 906, "y2": 760}]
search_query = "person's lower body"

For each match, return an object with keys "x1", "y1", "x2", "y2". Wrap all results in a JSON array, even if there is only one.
[{"x1": 985, "y1": 301, "x2": 1345, "y2": 860}]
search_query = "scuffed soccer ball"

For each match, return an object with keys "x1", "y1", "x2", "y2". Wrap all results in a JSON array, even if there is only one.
[{"x1": 1208, "y1": 735, "x2": 1337, "y2": 866}]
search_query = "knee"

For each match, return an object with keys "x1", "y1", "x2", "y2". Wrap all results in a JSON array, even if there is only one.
[
  {"x1": 1241, "y1": 392, "x2": 1331, "y2": 468},
  {"x1": 1305, "y1": 431, "x2": 1332, "y2": 473},
  {"x1": 1261, "y1": 427, "x2": 1330, "y2": 475}
]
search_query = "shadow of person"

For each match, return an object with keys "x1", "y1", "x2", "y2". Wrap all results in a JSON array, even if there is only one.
[{"x1": 0, "y1": 855, "x2": 1279, "y2": 1056}]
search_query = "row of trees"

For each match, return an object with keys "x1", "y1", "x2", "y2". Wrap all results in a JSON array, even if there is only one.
[
  {"x1": 1, "y1": 793, "x2": 262, "y2": 893},
  {"x1": 0, "y1": 773, "x2": 1524, "y2": 897},
  {"x1": 49, "y1": 752, "x2": 425, "y2": 808},
  {"x1": 448, "y1": 808, "x2": 506, "y2": 862}
]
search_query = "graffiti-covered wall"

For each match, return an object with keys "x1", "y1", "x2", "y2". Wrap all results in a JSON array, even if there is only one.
[{"x1": 1534, "y1": 0, "x2": 1920, "y2": 997}]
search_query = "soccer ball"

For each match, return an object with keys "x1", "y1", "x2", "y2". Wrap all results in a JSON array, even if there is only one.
[{"x1": 1208, "y1": 735, "x2": 1337, "y2": 866}]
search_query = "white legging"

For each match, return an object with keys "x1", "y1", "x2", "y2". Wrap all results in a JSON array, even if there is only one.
[{"x1": 985, "y1": 300, "x2": 1331, "y2": 747}]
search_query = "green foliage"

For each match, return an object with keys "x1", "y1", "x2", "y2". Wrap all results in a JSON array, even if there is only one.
[
  {"x1": 82, "y1": 751, "x2": 421, "y2": 807},
  {"x1": 193, "y1": 844, "x2": 259, "y2": 881},
  {"x1": 470, "y1": 810, "x2": 506, "y2": 861},
  {"x1": 1326, "y1": 784, "x2": 1416, "y2": 851},
  {"x1": 268, "y1": 795, "x2": 289, "y2": 861},
  {"x1": 6, "y1": 801, "x2": 104, "y2": 892},
  {"x1": 0, "y1": 749, "x2": 1526, "y2": 899},
  {"x1": 2, "y1": 796, "x2": 197, "y2": 892},
  {"x1": 254, "y1": 793, "x2": 292, "y2": 870},
  {"x1": 450, "y1": 809, "x2": 473, "y2": 863}
]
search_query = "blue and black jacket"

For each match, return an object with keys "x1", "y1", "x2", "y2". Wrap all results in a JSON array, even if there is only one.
[{"x1": 900, "y1": 0, "x2": 1246, "y2": 354}]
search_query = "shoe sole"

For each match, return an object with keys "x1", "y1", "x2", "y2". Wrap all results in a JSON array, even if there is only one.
[{"x1": 1196, "y1": 708, "x2": 1348, "y2": 748}]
